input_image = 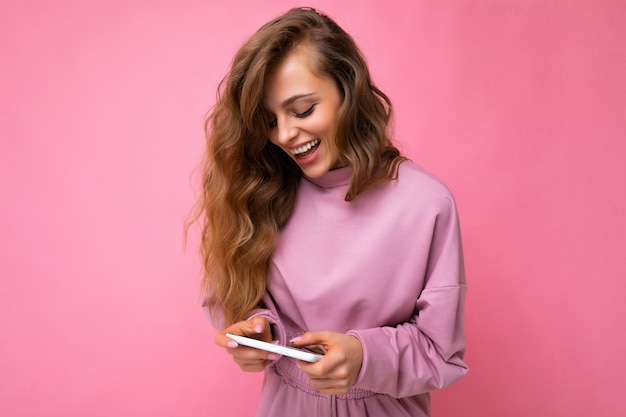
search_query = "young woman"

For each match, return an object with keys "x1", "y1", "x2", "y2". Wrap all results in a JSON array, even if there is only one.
[{"x1": 192, "y1": 7, "x2": 468, "y2": 416}]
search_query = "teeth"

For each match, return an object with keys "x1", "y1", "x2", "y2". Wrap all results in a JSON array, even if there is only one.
[{"x1": 291, "y1": 139, "x2": 320, "y2": 155}]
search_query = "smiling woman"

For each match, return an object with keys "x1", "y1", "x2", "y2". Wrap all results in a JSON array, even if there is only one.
[
  {"x1": 264, "y1": 45, "x2": 344, "y2": 178},
  {"x1": 189, "y1": 7, "x2": 468, "y2": 417}
]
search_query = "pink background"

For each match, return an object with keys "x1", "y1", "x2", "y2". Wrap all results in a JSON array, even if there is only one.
[{"x1": 1, "y1": 0, "x2": 625, "y2": 416}]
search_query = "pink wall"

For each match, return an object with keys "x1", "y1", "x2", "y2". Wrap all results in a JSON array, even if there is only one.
[{"x1": 1, "y1": 1, "x2": 625, "y2": 416}]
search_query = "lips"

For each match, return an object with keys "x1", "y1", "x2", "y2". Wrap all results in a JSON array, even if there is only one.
[{"x1": 291, "y1": 139, "x2": 320, "y2": 159}]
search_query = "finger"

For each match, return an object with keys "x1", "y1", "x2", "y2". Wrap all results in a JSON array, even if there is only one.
[
  {"x1": 238, "y1": 361, "x2": 270, "y2": 373},
  {"x1": 307, "y1": 377, "x2": 352, "y2": 395},
  {"x1": 229, "y1": 345, "x2": 273, "y2": 361},
  {"x1": 317, "y1": 387, "x2": 352, "y2": 395},
  {"x1": 231, "y1": 351, "x2": 272, "y2": 372},
  {"x1": 250, "y1": 316, "x2": 269, "y2": 336},
  {"x1": 215, "y1": 318, "x2": 272, "y2": 349},
  {"x1": 229, "y1": 319, "x2": 262, "y2": 338},
  {"x1": 290, "y1": 331, "x2": 331, "y2": 348},
  {"x1": 229, "y1": 317, "x2": 272, "y2": 341},
  {"x1": 215, "y1": 332, "x2": 239, "y2": 349},
  {"x1": 229, "y1": 345, "x2": 262, "y2": 359}
]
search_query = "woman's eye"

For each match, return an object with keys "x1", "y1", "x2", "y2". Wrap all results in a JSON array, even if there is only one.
[
  {"x1": 294, "y1": 104, "x2": 315, "y2": 118},
  {"x1": 268, "y1": 119, "x2": 277, "y2": 129}
]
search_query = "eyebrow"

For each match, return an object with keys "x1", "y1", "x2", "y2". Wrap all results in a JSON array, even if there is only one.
[{"x1": 281, "y1": 93, "x2": 315, "y2": 108}]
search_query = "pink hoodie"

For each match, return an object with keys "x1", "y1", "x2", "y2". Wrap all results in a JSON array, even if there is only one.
[{"x1": 231, "y1": 161, "x2": 467, "y2": 416}]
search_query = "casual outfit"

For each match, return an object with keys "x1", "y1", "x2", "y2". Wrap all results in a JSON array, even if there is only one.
[{"x1": 220, "y1": 161, "x2": 467, "y2": 416}]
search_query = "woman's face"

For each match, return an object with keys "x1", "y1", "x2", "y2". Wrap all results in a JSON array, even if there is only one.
[{"x1": 264, "y1": 47, "x2": 344, "y2": 178}]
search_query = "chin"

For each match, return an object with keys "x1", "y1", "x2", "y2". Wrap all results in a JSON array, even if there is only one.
[{"x1": 300, "y1": 163, "x2": 333, "y2": 178}]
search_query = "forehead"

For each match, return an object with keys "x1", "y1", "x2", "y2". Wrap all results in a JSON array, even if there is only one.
[{"x1": 263, "y1": 49, "x2": 331, "y2": 108}]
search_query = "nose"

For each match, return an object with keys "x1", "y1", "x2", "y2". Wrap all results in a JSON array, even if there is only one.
[{"x1": 274, "y1": 116, "x2": 298, "y2": 145}]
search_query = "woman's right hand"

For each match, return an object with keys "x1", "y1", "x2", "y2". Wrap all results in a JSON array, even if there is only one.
[{"x1": 214, "y1": 316, "x2": 279, "y2": 372}]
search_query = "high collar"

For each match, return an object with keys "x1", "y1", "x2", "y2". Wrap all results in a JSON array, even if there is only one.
[{"x1": 303, "y1": 165, "x2": 352, "y2": 188}]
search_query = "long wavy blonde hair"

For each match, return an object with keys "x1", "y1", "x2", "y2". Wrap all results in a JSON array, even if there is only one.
[{"x1": 190, "y1": 7, "x2": 406, "y2": 327}]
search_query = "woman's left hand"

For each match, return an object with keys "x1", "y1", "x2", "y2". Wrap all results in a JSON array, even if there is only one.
[{"x1": 291, "y1": 331, "x2": 363, "y2": 395}]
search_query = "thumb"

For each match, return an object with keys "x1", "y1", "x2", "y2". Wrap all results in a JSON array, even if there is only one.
[
  {"x1": 248, "y1": 316, "x2": 272, "y2": 342},
  {"x1": 290, "y1": 331, "x2": 331, "y2": 348}
]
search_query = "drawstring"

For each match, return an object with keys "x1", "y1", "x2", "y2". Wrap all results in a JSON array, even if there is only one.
[{"x1": 330, "y1": 395, "x2": 336, "y2": 417}]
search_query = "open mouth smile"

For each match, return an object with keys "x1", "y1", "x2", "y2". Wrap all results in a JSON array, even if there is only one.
[{"x1": 290, "y1": 139, "x2": 320, "y2": 159}]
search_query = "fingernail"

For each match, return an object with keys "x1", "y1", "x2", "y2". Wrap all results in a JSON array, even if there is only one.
[
  {"x1": 227, "y1": 341, "x2": 238, "y2": 348},
  {"x1": 267, "y1": 354, "x2": 281, "y2": 361},
  {"x1": 254, "y1": 324, "x2": 263, "y2": 333},
  {"x1": 289, "y1": 336, "x2": 303, "y2": 343}
]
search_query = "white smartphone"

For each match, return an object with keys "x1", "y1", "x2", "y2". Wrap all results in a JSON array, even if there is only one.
[{"x1": 225, "y1": 333, "x2": 324, "y2": 363}]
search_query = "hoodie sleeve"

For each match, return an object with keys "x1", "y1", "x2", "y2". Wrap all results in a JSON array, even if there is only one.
[{"x1": 348, "y1": 194, "x2": 468, "y2": 398}]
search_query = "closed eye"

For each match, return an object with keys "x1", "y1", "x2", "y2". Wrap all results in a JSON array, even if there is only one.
[{"x1": 294, "y1": 104, "x2": 316, "y2": 118}]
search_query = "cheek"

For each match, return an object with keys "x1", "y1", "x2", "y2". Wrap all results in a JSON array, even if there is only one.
[
  {"x1": 318, "y1": 112, "x2": 339, "y2": 142},
  {"x1": 319, "y1": 108, "x2": 339, "y2": 132}
]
